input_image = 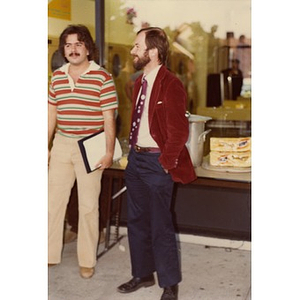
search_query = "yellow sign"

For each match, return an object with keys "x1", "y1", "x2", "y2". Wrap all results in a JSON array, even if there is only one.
[{"x1": 48, "y1": 0, "x2": 71, "y2": 20}]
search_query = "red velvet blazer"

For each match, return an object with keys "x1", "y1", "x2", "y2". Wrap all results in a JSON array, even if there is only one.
[{"x1": 131, "y1": 65, "x2": 196, "y2": 184}]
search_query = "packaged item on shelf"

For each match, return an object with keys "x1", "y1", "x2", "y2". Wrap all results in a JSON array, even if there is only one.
[
  {"x1": 209, "y1": 137, "x2": 251, "y2": 168},
  {"x1": 210, "y1": 137, "x2": 251, "y2": 152},
  {"x1": 210, "y1": 150, "x2": 251, "y2": 167}
]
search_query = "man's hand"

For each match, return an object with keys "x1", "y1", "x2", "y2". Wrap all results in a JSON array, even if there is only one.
[{"x1": 95, "y1": 154, "x2": 113, "y2": 170}]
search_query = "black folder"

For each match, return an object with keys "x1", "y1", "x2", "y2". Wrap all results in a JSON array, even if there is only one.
[{"x1": 78, "y1": 130, "x2": 122, "y2": 173}]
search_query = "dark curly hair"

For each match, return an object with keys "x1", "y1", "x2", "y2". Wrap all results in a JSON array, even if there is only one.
[{"x1": 59, "y1": 24, "x2": 97, "y2": 62}]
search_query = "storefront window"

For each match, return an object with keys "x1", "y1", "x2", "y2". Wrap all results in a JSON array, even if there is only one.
[
  {"x1": 48, "y1": 0, "x2": 251, "y2": 158},
  {"x1": 104, "y1": 0, "x2": 251, "y2": 157}
]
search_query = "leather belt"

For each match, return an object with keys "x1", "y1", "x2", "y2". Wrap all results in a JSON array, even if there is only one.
[{"x1": 134, "y1": 145, "x2": 160, "y2": 153}]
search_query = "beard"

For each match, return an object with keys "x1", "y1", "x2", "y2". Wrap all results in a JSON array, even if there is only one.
[{"x1": 132, "y1": 50, "x2": 151, "y2": 70}]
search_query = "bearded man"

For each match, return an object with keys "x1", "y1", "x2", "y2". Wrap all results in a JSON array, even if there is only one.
[{"x1": 117, "y1": 27, "x2": 196, "y2": 300}]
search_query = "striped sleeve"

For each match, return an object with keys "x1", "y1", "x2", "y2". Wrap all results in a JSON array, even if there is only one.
[
  {"x1": 99, "y1": 71, "x2": 118, "y2": 111},
  {"x1": 48, "y1": 77, "x2": 57, "y2": 106},
  {"x1": 48, "y1": 70, "x2": 67, "y2": 106}
]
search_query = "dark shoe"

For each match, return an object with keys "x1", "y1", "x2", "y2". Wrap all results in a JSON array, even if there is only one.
[
  {"x1": 117, "y1": 275, "x2": 155, "y2": 293},
  {"x1": 160, "y1": 285, "x2": 178, "y2": 300}
]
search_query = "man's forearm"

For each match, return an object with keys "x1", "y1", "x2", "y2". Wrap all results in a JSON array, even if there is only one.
[
  {"x1": 48, "y1": 104, "x2": 57, "y2": 147},
  {"x1": 103, "y1": 109, "x2": 116, "y2": 156}
]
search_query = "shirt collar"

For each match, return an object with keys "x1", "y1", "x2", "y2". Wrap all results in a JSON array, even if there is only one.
[
  {"x1": 143, "y1": 64, "x2": 162, "y2": 86},
  {"x1": 60, "y1": 61, "x2": 100, "y2": 75}
]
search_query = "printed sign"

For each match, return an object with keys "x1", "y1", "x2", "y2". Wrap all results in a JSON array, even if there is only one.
[{"x1": 48, "y1": 0, "x2": 71, "y2": 20}]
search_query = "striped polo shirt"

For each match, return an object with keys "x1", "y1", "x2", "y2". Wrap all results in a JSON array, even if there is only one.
[{"x1": 48, "y1": 61, "x2": 118, "y2": 138}]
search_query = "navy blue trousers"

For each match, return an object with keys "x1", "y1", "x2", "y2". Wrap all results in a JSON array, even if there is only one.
[{"x1": 125, "y1": 149, "x2": 181, "y2": 288}]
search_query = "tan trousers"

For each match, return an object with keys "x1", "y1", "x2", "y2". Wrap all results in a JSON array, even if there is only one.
[{"x1": 48, "y1": 133, "x2": 103, "y2": 267}]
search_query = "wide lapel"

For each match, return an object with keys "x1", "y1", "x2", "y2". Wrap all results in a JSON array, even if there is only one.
[{"x1": 148, "y1": 66, "x2": 167, "y2": 126}]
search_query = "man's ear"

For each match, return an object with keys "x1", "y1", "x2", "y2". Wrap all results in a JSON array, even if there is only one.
[{"x1": 149, "y1": 48, "x2": 158, "y2": 59}]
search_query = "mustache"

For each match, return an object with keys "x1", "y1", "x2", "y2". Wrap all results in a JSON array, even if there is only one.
[{"x1": 69, "y1": 53, "x2": 80, "y2": 57}]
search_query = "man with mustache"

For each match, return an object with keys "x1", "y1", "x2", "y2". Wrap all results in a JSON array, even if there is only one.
[
  {"x1": 117, "y1": 27, "x2": 196, "y2": 300},
  {"x1": 48, "y1": 25, "x2": 118, "y2": 279}
]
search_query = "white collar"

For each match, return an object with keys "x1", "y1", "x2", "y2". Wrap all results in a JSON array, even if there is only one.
[
  {"x1": 60, "y1": 61, "x2": 100, "y2": 75},
  {"x1": 143, "y1": 65, "x2": 162, "y2": 86}
]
